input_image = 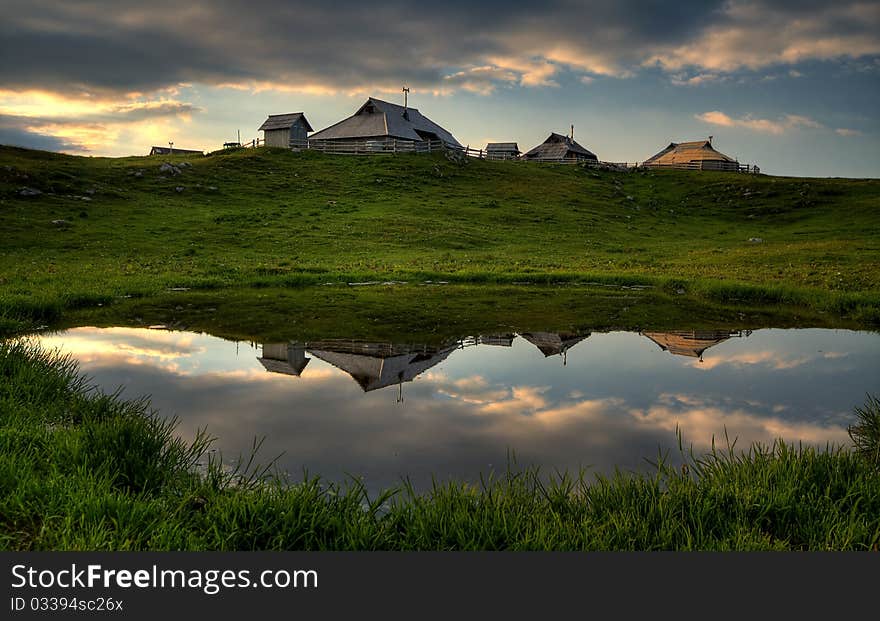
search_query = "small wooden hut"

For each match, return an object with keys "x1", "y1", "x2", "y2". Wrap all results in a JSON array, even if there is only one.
[
  {"x1": 485, "y1": 142, "x2": 520, "y2": 160},
  {"x1": 643, "y1": 139, "x2": 738, "y2": 171},
  {"x1": 258, "y1": 112, "x2": 313, "y2": 148},
  {"x1": 522, "y1": 133, "x2": 597, "y2": 162},
  {"x1": 149, "y1": 146, "x2": 203, "y2": 156}
]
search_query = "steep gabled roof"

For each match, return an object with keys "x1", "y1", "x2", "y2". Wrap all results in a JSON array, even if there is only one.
[
  {"x1": 522, "y1": 133, "x2": 597, "y2": 160},
  {"x1": 644, "y1": 140, "x2": 736, "y2": 165},
  {"x1": 308, "y1": 98, "x2": 462, "y2": 147},
  {"x1": 258, "y1": 112, "x2": 313, "y2": 132}
]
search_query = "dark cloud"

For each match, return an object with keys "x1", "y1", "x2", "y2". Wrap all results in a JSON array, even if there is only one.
[
  {"x1": 0, "y1": 114, "x2": 89, "y2": 151},
  {"x1": 109, "y1": 101, "x2": 200, "y2": 121},
  {"x1": 2, "y1": 1, "x2": 875, "y2": 97}
]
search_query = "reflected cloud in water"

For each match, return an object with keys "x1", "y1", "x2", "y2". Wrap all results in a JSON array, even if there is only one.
[{"x1": 34, "y1": 326, "x2": 879, "y2": 492}]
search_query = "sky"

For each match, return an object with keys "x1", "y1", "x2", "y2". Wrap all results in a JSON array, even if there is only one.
[{"x1": 0, "y1": 0, "x2": 878, "y2": 177}]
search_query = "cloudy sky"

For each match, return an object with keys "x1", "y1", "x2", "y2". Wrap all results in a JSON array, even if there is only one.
[{"x1": 1, "y1": 0, "x2": 878, "y2": 176}]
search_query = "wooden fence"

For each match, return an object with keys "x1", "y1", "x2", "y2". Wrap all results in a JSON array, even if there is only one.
[{"x1": 645, "y1": 161, "x2": 760, "y2": 173}]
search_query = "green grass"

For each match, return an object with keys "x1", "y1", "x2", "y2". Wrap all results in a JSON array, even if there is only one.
[
  {"x1": 2, "y1": 340, "x2": 879, "y2": 551},
  {"x1": 1, "y1": 145, "x2": 879, "y2": 330}
]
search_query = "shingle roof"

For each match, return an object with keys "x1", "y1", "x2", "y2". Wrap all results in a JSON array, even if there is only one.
[
  {"x1": 308, "y1": 98, "x2": 462, "y2": 147},
  {"x1": 258, "y1": 112, "x2": 313, "y2": 132},
  {"x1": 522, "y1": 133, "x2": 597, "y2": 160},
  {"x1": 643, "y1": 140, "x2": 736, "y2": 165}
]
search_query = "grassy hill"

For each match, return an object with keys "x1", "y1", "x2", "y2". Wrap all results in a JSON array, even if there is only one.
[{"x1": 1, "y1": 144, "x2": 879, "y2": 330}]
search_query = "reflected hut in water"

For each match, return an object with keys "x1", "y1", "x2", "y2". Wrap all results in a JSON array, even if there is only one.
[
  {"x1": 641, "y1": 330, "x2": 750, "y2": 361},
  {"x1": 258, "y1": 342, "x2": 310, "y2": 376},
  {"x1": 520, "y1": 331, "x2": 589, "y2": 364},
  {"x1": 306, "y1": 340, "x2": 457, "y2": 393}
]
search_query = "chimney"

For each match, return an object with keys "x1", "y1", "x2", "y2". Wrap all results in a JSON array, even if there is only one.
[
  {"x1": 402, "y1": 85, "x2": 410, "y2": 120},
  {"x1": 570, "y1": 124, "x2": 574, "y2": 140}
]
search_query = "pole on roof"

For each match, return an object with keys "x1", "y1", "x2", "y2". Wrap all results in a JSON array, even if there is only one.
[{"x1": 402, "y1": 85, "x2": 410, "y2": 120}]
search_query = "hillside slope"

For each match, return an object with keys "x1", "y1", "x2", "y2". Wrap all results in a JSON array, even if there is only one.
[{"x1": 1, "y1": 145, "x2": 879, "y2": 324}]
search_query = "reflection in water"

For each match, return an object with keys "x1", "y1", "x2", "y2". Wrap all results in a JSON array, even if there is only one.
[
  {"x1": 257, "y1": 330, "x2": 751, "y2": 388},
  {"x1": 641, "y1": 330, "x2": 751, "y2": 361},
  {"x1": 34, "y1": 326, "x2": 879, "y2": 493}
]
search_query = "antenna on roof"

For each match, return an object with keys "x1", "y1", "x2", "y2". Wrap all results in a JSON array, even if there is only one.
[{"x1": 402, "y1": 85, "x2": 410, "y2": 120}]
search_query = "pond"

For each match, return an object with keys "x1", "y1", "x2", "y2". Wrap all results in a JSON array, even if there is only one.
[{"x1": 34, "y1": 325, "x2": 879, "y2": 493}]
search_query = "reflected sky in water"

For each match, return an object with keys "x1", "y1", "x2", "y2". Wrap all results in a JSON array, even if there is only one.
[{"x1": 35, "y1": 327, "x2": 880, "y2": 492}]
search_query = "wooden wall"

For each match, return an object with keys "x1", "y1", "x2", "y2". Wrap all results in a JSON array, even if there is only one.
[{"x1": 265, "y1": 128, "x2": 290, "y2": 148}]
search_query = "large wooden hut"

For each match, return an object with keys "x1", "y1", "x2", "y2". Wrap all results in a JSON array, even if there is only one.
[
  {"x1": 308, "y1": 97, "x2": 462, "y2": 151},
  {"x1": 522, "y1": 133, "x2": 598, "y2": 162},
  {"x1": 258, "y1": 112, "x2": 313, "y2": 148},
  {"x1": 643, "y1": 139, "x2": 738, "y2": 171}
]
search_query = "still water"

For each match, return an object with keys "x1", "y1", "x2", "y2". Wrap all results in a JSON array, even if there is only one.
[{"x1": 36, "y1": 326, "x2": 879, "y2": 491}]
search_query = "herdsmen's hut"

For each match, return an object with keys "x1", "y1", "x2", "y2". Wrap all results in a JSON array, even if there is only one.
[
  {"x1": 485, "y1": 142, "x2": 521, "y2": 160},
  {"x1": 149, "y1": 146, "x2": 203, "y2": 156},
  {"x1": 522, "y1": 132, "x2": 598, "y2": 163},
  {"x1": 258, "y1": 113, "x2": 313, "y2": 148},
  {"x1": 643, "y1": 139, "x2": 739, "y2": 171},
  {"x1": 308, "y1": 97, "x2": 462, "y2": 151}
]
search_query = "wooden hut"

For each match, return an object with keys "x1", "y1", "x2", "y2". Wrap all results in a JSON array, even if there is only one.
[
  {"x1": 308, "y1": 97, "x2": 462, "y2": 151},
  {"x1": 485, "y1": 142, "x2": 520, "y2": 160},
  {"x1": 643, "y1": 139, "x2": 738, "y2": 171},
  {"x1": 149, "y1": 146, "x2": 203, "y2": 156},
  {"x1": 522, "y1": 133, "x2": 597, "y2": 162},
  {"x1": 258, "y1": 112, "x2": 313, "y2": 149}
]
